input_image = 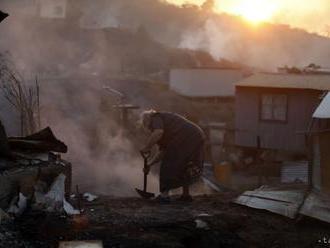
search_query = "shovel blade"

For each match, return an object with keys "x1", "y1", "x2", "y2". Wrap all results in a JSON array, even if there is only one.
[{"x1": 135, "y1": 188, "x2": 155, "y2": 199}]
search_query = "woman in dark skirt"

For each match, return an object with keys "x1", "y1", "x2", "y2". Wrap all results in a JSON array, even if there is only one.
[{"x1": 141, "y1": 110, "x2": 205, "y2": 202}]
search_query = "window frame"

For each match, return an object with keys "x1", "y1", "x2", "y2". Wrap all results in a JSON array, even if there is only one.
[{"x1": 259, "y1": 93, "x2": 289, "y2": 123}]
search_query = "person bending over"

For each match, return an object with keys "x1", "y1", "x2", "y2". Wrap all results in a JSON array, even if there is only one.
[{"x1": 141, "y1": 110, "x2": 205, "y2": 203}]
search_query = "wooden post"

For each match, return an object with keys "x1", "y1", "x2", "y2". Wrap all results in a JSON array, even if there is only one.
[
  {"x1": 36, "y1": 76, "x2": 41, "y2": 130},
  {"x1": 306, "y1": 133, "x2": 313, "y2": 190},
  {"x1": 257, "y1": 136, "x2": 263, "y2": 187}
]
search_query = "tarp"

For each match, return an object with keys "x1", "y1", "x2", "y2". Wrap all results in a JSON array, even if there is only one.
[{"x1": 313, "y1": 92, "x2": 330, "y2": 119}]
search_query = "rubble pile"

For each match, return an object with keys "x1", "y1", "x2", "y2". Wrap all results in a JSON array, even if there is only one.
[{"x1": 0, "y1": 125, "x2": 74, "y2": 219}]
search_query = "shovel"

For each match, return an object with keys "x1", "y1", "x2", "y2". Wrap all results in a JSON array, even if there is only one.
[{"x1": 135, "y1": 151, "x2": 155, "y2": 199}]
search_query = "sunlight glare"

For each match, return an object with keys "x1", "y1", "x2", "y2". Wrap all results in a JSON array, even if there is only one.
[{"x1": 218, "y1": 0, "x2": 278, "y2": 23}]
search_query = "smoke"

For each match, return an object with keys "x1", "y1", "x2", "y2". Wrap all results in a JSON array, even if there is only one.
[
  {"x1": 37, "y1": 78, "x2": 159, "y2": 196},
  {"x1": 0, "y1": 2, "x2": 159, "y2": 196},
  {"x1": 179, "y1": 16, "x2": 330, "y2": 70},
  {"x1": 52, "y1": 116, "x2": 159, "y2": 197}
]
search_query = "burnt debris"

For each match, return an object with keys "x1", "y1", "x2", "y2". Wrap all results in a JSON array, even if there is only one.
[
  {"x1": 0, "y1": 10, "x2": 8, "y2": 23},
  {"x1": 0, "y1": 124, "x2": 72, "y2": 219}
]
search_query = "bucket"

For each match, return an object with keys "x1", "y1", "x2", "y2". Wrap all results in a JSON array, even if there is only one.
[{"x1": 214, "y1": 162, "x2": 232, "y2": 186}]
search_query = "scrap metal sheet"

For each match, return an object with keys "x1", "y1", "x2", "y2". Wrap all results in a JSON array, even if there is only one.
[
  {"x1": 300, "y1": 191, "x2": 330, "y2": 223},
  {"x1": 234, "y1": 187, "x2": 305, "y2": 219},
  {"x1": 235, "y1": 186, "x2": 330, "y2": 223},
  {"x1": 313, "y1": 92, "x2": 330, "y2": 118}
]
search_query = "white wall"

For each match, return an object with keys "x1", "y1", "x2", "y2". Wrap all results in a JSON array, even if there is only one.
[{"x1": 170, "y1": 68, "x2": 244, "y2": 97}]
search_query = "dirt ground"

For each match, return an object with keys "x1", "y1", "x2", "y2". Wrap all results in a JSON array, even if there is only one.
[{"x1": 0, "y1": 193, "x2": 327, "y2": 248}]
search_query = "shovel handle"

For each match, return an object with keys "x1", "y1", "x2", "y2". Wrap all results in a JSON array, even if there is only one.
[{"x1": 144, "y1": 172, "x2": 148, "y2": 192}]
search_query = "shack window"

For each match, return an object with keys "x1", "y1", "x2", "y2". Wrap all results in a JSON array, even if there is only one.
[
  {"x1": 261, "y1": 94, "x2": 287, "y2": 121},
  {"x1": 54, "y1": 6, "x2": 64, "y2": 16}
]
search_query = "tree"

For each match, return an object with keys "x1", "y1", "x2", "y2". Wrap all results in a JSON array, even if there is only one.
[
  {"x1": 0, "y1": 53, "x2": 40, "y2": 136},
  {"x1": 202, "y1": 0, "x2": 215, "y2": 11}
]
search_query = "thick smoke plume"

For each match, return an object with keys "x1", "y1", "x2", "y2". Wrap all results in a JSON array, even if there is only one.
[{"x1": 39, "y1": 79, "x2": 159, "y2": 196}]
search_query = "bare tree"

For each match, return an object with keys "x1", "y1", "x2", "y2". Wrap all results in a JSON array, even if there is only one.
[{"x1": 0, "y1": 53, "x2": 40, "y2": 136}]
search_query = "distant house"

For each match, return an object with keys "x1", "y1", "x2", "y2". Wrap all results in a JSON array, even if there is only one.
[
  {"x1": 39, "y1": 0, "x2": 67, "y2": 19},
  {"x1": 235, "y1": 73, "x2": 330, "y2": 154},
  {"x1": 170, "y1": 68, "x2": 246, "y2": 98},
  {"x1": 0, "y1": 0, "x2": 68, "y2": 19}
]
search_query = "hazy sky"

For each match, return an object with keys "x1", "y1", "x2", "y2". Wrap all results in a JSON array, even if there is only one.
[{"x1": 165, "y1": 0, "x2": 330, "y2": 35}]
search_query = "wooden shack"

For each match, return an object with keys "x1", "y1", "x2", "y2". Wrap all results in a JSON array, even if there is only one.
[{"x1": 235, "y1": 73, "x2": 330, "y2": 155}]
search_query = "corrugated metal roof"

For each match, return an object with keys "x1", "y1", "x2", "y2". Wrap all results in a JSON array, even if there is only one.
[
  {"x1": 170, "y1": 68, "x2": 244, "y2": 97},
  {"x1": 236, "y1": 73, "x2": 330, "y2": 90}
]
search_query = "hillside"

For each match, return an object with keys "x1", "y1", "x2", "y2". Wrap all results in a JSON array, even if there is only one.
[
  {"x1": 2, "y1": 0, "x2": 329, "y2": 73},
  {"x1": 79, "y1": 0, "x2": 330, "y2": 70},
  {"x1": 0, "y1": 16, "x2": 243, "y2": 79}
]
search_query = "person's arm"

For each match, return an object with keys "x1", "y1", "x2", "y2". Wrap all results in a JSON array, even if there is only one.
[
  {"x1": 141, "y1": 114, "x2": 164, "y2": 153},
  {"x1": 149, "y1": 150, "x2": 164, "y2": 165},
  {"x1": 141, "y1": 129, "x2": 164, "y2": 152}
]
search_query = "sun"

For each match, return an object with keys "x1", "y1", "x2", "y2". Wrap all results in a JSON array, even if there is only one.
[{"x1": 224, "y1": 0, "x2": 277, "y2": 24}]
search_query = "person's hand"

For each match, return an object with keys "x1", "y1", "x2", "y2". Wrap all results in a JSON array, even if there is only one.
[
  {"x1": 140, "y1": 147, "x2": 151, "y2": 154},
  {"x1": 143, "y1": 165, "x2": 151, "y2": 174}
]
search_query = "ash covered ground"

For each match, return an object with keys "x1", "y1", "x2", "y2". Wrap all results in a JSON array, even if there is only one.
[{"x1": 1, "y1": 193, "x2": 329, "y2": 248}]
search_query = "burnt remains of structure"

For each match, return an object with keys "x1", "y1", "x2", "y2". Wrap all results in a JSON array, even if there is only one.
[
  {"x1": 0, "y1": 10, "x2": 9, "y2": 23},
  {"x1": 0, "y1": 124, "x2": 72, "y2": 215}
]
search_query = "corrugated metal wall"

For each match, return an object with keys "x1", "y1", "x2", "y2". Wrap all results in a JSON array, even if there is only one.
[
  {"x1": 281, "y1": 161, "x2": 309, "y2": 183},
  {"x1": 235, "y1": 87, "x2": 320, "y2": 153},
  {"x1": 318, "y1": 132, "x2": 330, "y2": 193}
]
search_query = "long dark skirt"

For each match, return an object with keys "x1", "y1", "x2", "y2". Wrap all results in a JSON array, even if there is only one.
[{"x1": 159, "y1": 133, "x2": 204, "y2": 192}]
